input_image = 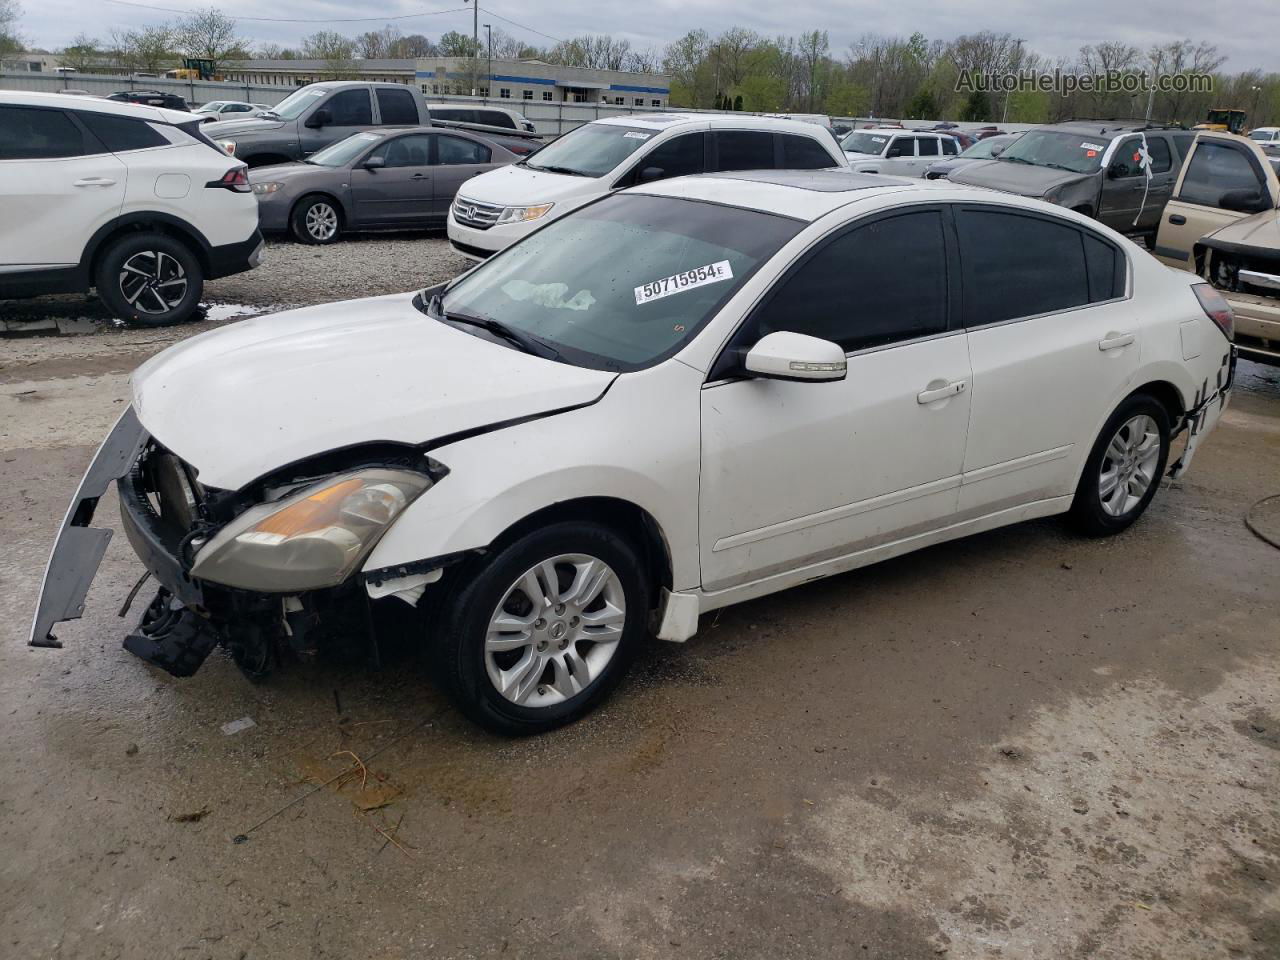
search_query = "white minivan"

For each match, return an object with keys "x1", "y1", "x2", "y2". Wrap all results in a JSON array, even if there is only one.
[{"x1": 446, "y1": 114, "x2": 848, "y2": 259}]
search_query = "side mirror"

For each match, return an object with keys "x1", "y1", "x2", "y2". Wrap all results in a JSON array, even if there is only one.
[
  {"x1": 743, "y1": 331, "x2": 846, "y2": 383},
  {"x1": 305, "y1": 108, "x2": 331, "y2": 129},
  {"x1": 990, "y1": 144, "x2": 1005, "y2": 156},
  {"x1": 1219, "y1": 188, "x2": 1267, "y2": 213},
  {"x1": 362, "y1": 154, "x2": 386, "y2": 170},
  {"x1": 1106, "y1": 164, "x2": 1124, "y2": 179},
  {"x1": 638, "y1": 166, "x2": 666, "y2": 183}
]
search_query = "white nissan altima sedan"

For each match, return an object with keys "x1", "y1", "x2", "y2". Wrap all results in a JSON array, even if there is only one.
[{"x1": 32, "y1": 171, "x2": 1235, "y2": 735}]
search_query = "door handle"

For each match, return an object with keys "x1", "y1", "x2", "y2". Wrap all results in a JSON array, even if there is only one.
[
  {"x1": 73, "y1": 177, "x2": 116, "y2": 187},
  {"x1": 917, "y1": 379, "x2": 967, "y2": 404},
  {"x1": 1098, "y1": 332, "x2": 1135, "y2": 351},
  {"x1": 1168, "y1": 214, "x2": 1186, "y2": 225},
  {"x1": 410, "y1": 173, "x2": 429, "y2": 180}
]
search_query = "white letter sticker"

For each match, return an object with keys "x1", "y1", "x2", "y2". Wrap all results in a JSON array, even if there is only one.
[{"x1": 634, "y1": 260, "x2": 734, "y2": 305}]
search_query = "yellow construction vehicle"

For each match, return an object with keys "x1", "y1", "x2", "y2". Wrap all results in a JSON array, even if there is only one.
[{"x1": 1193, "y1": 108, "x2": 1247, "y2": 135}]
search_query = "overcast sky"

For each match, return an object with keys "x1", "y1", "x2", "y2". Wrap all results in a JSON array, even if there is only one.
[{"x1": 18, "y1": 0, "x2": 1278, "y2": 71}]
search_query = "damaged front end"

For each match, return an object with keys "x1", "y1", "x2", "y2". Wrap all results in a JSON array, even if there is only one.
[{"x1": 31, "y1": 409, "x2": 443, "y2": 679}]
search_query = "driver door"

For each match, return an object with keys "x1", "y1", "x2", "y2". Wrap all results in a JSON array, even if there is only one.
[
  {"x1": 880, "y1": 135, "x2": 918, "y2": 175},
  {"x1": 349, "y1": 133, "x2": 434, "y2": 225},
  {"x1": 698, "y1": 207, "x2": 971, "y2": 592}
]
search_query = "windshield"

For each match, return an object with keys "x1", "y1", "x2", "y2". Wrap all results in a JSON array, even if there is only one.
[
  {"x1": 432, "y1": 194, "x2": 802, "y2": 370},
  {"x1": 960, "y1": 134, "x2": 1017, "y2": 159},
  {"x1": 308, "y1": 131, "x2": 384, "y2": 167},
  {"x1": 840, "y1": 131, "x2": 890, "y2": 155},
  {"x1": 1249, "y1": 130, "x2": 1274, "y2": 141},
  {"x1": 524, "y1": 123, "x2": 657, "y2": 177},
  {"x1": 997, "y1": 130, "x2": 1106, "y2": 173},
  {"x1": 266, "y1": 87, "x2": 328, "y2": 120}
]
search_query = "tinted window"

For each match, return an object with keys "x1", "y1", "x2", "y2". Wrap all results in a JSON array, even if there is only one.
[
  {"x1": 780, "y1": 134, "x2": 836, "y2": 169},
  {"x1": 715, "y1": 131, "x2": 775, "y2": 171},
  {"x1": 80, "y1": 112, "x2": 168, "y2": 152},
  {"x1": 1178, "y1": 142, "x2": 1263, "y2": 206},
  {"x1": 752, "y1": 210, "x2": 948, "y2": 353},
  {"x1": 376, "y1": 134, "x2": 431, "y2": 167},
  {"x1": 376, "y1": 88, "x2": 418, "y2": 125},
  {"x1": 1146, "y1": 136, "x2": 1172, "y2": 173},
  {"x1": 956, "y1": 209, "x2": 1090, "y2": 325},
  {"x1": 479, "y1": 110, "x2": 516, "y2": 129},
  {"x1": 437, "y1": 134, "x2": 490, "y2": 165},
  {"x1": 0, "y1": 106, "x2": 87, "y2": 159},
  {"x1": 1170, "y1": 132, "x2": 1195, "y2": 160},
  {"x1": 1083, "y1": 233, "x2": 1123, "y2": 301},
  {"x1": 941, "y1": 138, "x2": 960, "y2": 156},
  {"x1": 1109, "y1": 137, "x2": 1146, "y2": 178},
  {"x1": 630, "y1": 133, "x2": 703, "y2": 182},
  {"x1": 918, "y1": 137, "x2": 940, "y2": 157},
  {"x1": 325, "y1": 89, "x2": 372, "y2": 125},
  {"x1": 886, "y1": 137, "x2": 913, "y2": 158}
]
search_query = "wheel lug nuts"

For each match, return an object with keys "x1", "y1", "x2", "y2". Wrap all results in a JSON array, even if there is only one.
[
  {"x1": 537, "y1": 685, "x2": 547, "y2": 695},
  {"x1": 558, "y1": 640, "x2": 568, "y2": 650},
  {"x1": 570, "y1": 616, "x2": 579, "y2": 626},
  {"x1": 534, "y1": 618, "x2": 546, "y2": 629},
  {"x1": 555, "y1": 604, "x2": 565, "y2": 615},
  {"x1": 536, "y1": 640, "x2": 547, "y2": 651}
]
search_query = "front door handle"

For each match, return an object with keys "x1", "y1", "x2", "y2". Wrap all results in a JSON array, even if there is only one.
[
  {"x1": 410, "y1": 173, "x2": 429, "y2": 180},
  {"x1": 73, "y1": 177, "x2": 116, "y2": 187},
  {"x1": 1098, "y1": 332, "x2": 1135, "y2": 351},
  {"x1": 917, "y1": 379, "x2": 968, "y2": 404},
  {"x1": 1168, "y1": 214, "x2": 1186, "y2": 225}
]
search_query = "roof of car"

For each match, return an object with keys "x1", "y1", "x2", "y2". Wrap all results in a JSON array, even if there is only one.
[
  {"x1": 1042, "y1": 119, "x2": 1185, "y2": 137},
  {"x1": 0, "y1": 89, "x2": 191, "y2": 124},
  {"x1": 633, "y1": 170, "x2": 930, "y2": 220},
  {"x1": 592, "y1": 113, "x2": 841, "y2": 136}
]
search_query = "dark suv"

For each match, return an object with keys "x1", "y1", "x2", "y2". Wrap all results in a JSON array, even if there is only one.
[
  {"x1": 106, "y1": 90, "x2": 190, "y2": 111},
  {"x1": 948, "y1": 120, "x2": 1194, "y2": 242}
]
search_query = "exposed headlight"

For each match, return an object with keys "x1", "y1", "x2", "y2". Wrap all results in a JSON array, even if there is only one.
[
  {"x1": 216, "y1": 139, "x2": 237, "y2": 156},
  {"x1": 190, "y1": 469, "x2": 432, "y2": 592},
  {"x1": 252, "y1": 181, "x2": 283, "y2": 195},
  {"x1": 495, "y1": 202, "x2": 554, "y2": 225}
]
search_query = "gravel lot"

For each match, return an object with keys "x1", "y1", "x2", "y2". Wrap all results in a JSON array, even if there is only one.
[{"x1": 2, "y1": 234, "x2": 1279, "y2": 959}]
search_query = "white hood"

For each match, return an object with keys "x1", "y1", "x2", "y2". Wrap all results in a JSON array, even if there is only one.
[
  {"x1": 131, "y1": 293, "x2": 615, "y2": 490},
  {"x1": 456, "y1": 163, "x2": 602, "y2": 206}
]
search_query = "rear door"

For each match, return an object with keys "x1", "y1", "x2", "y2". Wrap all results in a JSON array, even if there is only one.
[
  {"x1": 0, "y1": 104, "x2": 126, "y2": 268},
  {"x1": 375, "y1": 86, "x2": 421, "y2": 126},
  {"x1": 349, "y1": 132, "x2": 434, "y2": 225},
  {"x1": 954, "y1": 203, "x2": 1139, "y2": 512},
  {"x1": 1154, "y1": 132, "x2": 1280, "y2": 269},
  {"x1": 711, "y1": 130, "x2": 776, "y2": 172},
  {"x1": 430, "y1": 134, "x2": 495, "y2": 219}
]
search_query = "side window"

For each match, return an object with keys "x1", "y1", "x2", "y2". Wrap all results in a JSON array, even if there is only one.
[
  {"x1": 780, "y1": 134, "x2": 837, "y2": 169},
  {"x1": 0, "y1": 106, "x2": 88, "y2": 159},
  {"x1": 325, "y1": 89, "x2": 373, "y2": 125},
  {"x1": 629, "y1": 133, "x2": 704, "y2": 183},
  {"x1": 226, "y1": 103, "x2": 252, "y2": 114},
  {"x1": 886, "y1": 137, "x2": 913, "y2": 158},
  {"x1": 1170, "y1": 132, "x2": 1195, "y2": 161},
  {"x1": 751, "y1": 210, "x2": 948, "y2": 353},
  {"x1": 714, "y1": 130, "x2": 775, "y2": 171},
  {"x1": 955, "y1": 208, "x2": 1091, "y2": 325},
  {"x1": 918, "y1": 137, "x2": 940, "y2": 157},
  {"x1": 1145, "y1": 136, "x2": 1172, "y2": 174},
  {"x1": 481, "y1": 110, "x2": 516, "y2": 129},
  {"x1": 79, "y1": 113, "x2": 168, "y2": 152},
  {"x1": 1108, "y1": 137, "x2": 1146, "y2": 178},
  {"x1": 941, "y1": 138, "x2": 960, "y2": 156},
  {"x1": 1082, "y1": 233, "x2": 1124, "y2": 302},
  {"x1": 377, "y1": 134, "x2": 432, "y2": 167},
  {"x1": 376, "y1": 88, "x2": 419, "y2": 125},
  {"x1": 436, "y1": 134, "x2": 490, "y2": 165},
  {"x1": 1177, "y1": 141, "x2": 1264, "y2": 207}
]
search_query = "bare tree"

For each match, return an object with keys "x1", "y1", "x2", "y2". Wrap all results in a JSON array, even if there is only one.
[
  {"x1": 388, "y1": 34, "x2": 436, "y2": 58},
  {"x1": 0, "y1": 0, "x2": 22, "y2": 57},
  {"x1": 60, "y1": 33, "x2": 100, "y2": 72},
  {"x1": 113, "y1": 26, "x2": 176, "y2": 75},
  {"x1": 176, "y1": 7, "x2": 245, "y2": 72},
  {"x1": 357, "y1": 25, "x2": 400, "y2": 60},
  {"x1": 301, "y1": 30, "x2": 356, "y2": 77}
]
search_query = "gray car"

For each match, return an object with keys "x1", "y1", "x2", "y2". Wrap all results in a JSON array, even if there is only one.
[
  {"x1": 923, "y1": 133, "x2": 1022, "y2": 179},
  {"x1": 249, "y1": 127, "x2": 518, "y2": 244}
]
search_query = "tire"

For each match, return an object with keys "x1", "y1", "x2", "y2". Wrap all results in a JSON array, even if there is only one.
[
  {"x1": 435, "y1": 521, "x2": 650, "y2": 735},
  {"x1": 290, "y1": 195, "x2": 342, "y2": 244},
  {"x1": 1069, "y1": 394, "x2": 1171, "y2": 536},
  {"x1": 93, "y1": 232, "x2": 204, "y2": 326}
]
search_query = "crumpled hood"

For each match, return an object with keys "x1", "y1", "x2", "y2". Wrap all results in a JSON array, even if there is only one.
[
  {"x1": 948, "y1": 159, "x2": 1089, "y2": 197},
  {"x1": 455, "y1": 163, "x2": 598, "y2": 206},
  {"x1": 131, "y1": 293, "x2": 616, "y2": 490},
  {"x1": 203, "y1": 116, "x2": 287, "y2": 137}
]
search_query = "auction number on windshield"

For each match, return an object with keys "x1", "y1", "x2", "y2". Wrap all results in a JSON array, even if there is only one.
[{"x1": 634, "y1": 260, "x2": 734, "y2": 305}]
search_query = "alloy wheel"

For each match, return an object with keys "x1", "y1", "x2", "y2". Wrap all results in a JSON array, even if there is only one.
[
  {"x1": 118, "y1": 251, "x2": 188, "y2": 316},
  {"x1": 1098, "y1": 414, "x2": 1161, "y2": 517},
  {"x1": 305, "y1": 202, "x2": 338, "y2": 241},
  {"x1": 484, "y1": 554, "x2": 626, "y2": 708}
]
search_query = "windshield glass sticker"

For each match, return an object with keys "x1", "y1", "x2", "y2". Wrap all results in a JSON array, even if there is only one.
[
  {"x1": 635, "y1": 261, "x2": 734, "y2": 306},
  {"x1": 501, "y1": 280, "x2": 596, "y2": 311},
  {"x1": 1080, "y1": 141, "x2": 1105, "y2": 152},
  {"x1": 623, "y1": 131, "x2": 652, "y2": 140}
]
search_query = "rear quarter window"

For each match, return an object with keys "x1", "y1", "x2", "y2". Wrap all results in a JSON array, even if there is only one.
[
  {"x1": 780, "y1": 134, "x2": 837, "y2": 169},
  {"x1": 78, "y1": 112, "x2": 169, "y2": 152}
]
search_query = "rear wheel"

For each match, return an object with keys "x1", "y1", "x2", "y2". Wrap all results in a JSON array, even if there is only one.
[
  {"x1": 434, "y1": 521, "x2": 649, "y2": 735},
  {"x1": 290, "y1": 195, "x2": 342, "y2": 244},
  {"x1": 93, "y1": 232, "x2": 203, "y2": 326},
  {"x1": 1069, "y1": 395, "x2": 1171, "y2": 536}
]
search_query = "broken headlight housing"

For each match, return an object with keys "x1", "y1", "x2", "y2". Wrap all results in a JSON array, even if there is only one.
[{"x1": 190, "y1": 469, "x2": 431, "y2": 592}]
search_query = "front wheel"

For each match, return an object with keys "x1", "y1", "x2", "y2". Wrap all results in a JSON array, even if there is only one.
[
  {"x1": 1069, "y1": 395, "x2": 1171, "y2": 536},
  {"x1": 93, "y1": 232, "x2": 204, "y2": 326},
  {"x1": 434, "y1": 521, "x2": 650, "y2": 735},
  {"x1": 290, "y1": 195, "x2": 342, "y2": 244}
]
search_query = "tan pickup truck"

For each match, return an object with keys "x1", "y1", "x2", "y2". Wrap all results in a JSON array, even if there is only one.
[{"x1": 1154, "y1": 131, "x2": 1280, "y2": 365}]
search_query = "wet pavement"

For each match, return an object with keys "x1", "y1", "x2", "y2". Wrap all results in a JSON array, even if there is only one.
[{"x1": 1, "y1": 240, "x2": 1278, "y2": 959}]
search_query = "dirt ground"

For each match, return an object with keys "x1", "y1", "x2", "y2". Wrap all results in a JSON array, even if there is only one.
[{"x1": 2, "y1": 237, "x2": 1279, "y2": 960}]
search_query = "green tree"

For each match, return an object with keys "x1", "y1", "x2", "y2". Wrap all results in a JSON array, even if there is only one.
[
  {"x1": 60, "y1": 33, "x2": 100, "y2": 72},
  {"x1": 905, "y1": 88, "x2": 939, "y2": 119},
  {"x1": 960, "y1": 89, "x2": 991, "y2": 122},
  {"x1": 438, "y1": 30, "x2": 480, "y2": 58},
  {"x1": 0, "y1": 0, "x2": 22, "y2": 58}
]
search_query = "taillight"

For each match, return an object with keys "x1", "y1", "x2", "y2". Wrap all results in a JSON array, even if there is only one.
[
  {"x1": 206, "y1": 168, "x2": 251, "y2": 193},
  {"x1": 1192, "y1": 283, "x2": 1234, "y2": 340}
]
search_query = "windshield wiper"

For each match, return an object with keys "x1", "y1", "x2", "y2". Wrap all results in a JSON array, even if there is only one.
[
  {"x1": 526, "y1": 163, "x2": 589, "y2": 177},
  {"x1": 1000, "y1": 155, "x2": 1034, "y2": 164},
  {"x1": 437, "y1": 303, "x2": 562, "y2": 361}
]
